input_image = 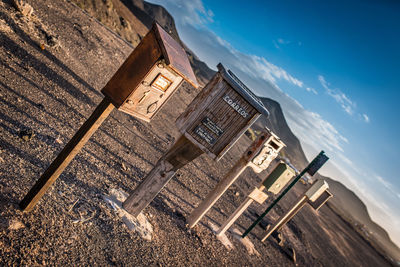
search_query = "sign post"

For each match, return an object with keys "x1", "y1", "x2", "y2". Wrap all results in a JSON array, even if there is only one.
[
  {"x1": 261, "y1": 179, "x2": 331, "y2": 241},
  {"x1": 242, "y1": 151, "x2": 328, "y2": 238},
  {"x1": 19, "y1": 23, "x2": 198, "y2": 212},
  {"x1": 187, "y1": 131, "x2": 285, "y2": 228},
  {"x1": 123, "y1": 64, "x2": 270, "y2": 217},
  {"x1": 215, "y1": 161, "x2": 295, "y2": 236}
]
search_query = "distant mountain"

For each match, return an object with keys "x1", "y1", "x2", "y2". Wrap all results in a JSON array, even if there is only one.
[
  {"x1": 255, "y1": 97, "x2": 400, "y2": 261},
  {"x1": 120, "y1": 0, "x2": 216, "y2": 85},
  {"x1": 253, "y1": 97, "x2": 309, "y2": 170},
  {"x1": 70, "y1": 0, "x2": 399, "y2": 261}
]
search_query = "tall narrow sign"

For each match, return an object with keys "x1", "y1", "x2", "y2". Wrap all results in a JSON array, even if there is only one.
[{"x1": 242, "y1": 151, "x2": 328, "y2": 238}]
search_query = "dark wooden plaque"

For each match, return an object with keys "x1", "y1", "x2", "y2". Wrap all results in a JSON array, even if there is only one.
[
  {"x1": 176, "y1": 64, "x2": 269, "y2": 160},
  {"x1": 307, "y1": 153, "x2": 329, "y2": 176}
]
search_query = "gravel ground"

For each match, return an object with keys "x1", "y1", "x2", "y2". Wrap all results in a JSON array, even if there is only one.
[{"x1": 0, "y1": 0, "x2": 393, "y2": 266}]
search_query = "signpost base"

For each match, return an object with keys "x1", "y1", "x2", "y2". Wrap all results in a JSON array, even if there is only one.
[
  {"x1": 123, "y1": 135, "x2": 203, "y2": 217},
  {"x1": 20, "y1": 97, "x2": 115, "y2": 212}
]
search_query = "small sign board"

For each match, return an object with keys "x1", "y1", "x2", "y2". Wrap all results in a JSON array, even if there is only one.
[
  {"x1": 176, "y1": 63, "x2": 270, "y2": 160},
  {"x1": 249, "y1": 187, "x2": 269, "y2": 204},
  {"x1": 307, "y1": 152, "x2": 329, "y2": 176},
  {"x1": 309, "y1": 190, "x2": 333, "y2": 210}
]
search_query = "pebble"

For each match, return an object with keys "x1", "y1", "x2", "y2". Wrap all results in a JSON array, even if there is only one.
[
  {"x1": 8, "y1": 219, "x2": 25, "y2": 230},
  {"x1": 121, "y1": 162, "x2": 127, "y2": 171},
  {"x1": 12, "y1": 0, "x2": 34, "y2": 18},
  {"x1": 19, "y1": 129, "x2": 35, "y2": 142}
]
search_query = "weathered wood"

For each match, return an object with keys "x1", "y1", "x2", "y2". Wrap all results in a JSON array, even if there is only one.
[
  {"x1": 176, "y1": 64, "x2": 269, "y2": 160},
  {"x1": 20, "y1": 97, "x2": 115, "y2": 212},
  {"x1": 102, "y1": 29, "x2": 162, "y2": 107},
  {"x1": 118, "y1": 62, "x2": 183, "y2": 122},
  {"x1": 102, "y1": 23, "x2": 198, "y2": 108},
  {"x1": 261, "y1": 195, "x2": 308, "y2": 242},
  {"x1": 248, "y1": 187, "x2": 268, "y2": 204},
  {"x1": 187, "y1": 133, "x2": 270, "y2": 228},
  {"x1": 216, "y1": 185, "x2": 267, "y2": 236},
  {"x1": 261, "y1": 180, "x2": 331, "y2": 241},
  {"x1": 187, "y1": 157, "x2": 249, "y2": 228},
  {"x1": 122, "y1": 135, "x2": 203, "y2": 217},
  {"x1": 216, "y1": 197, "x2": 254, "y2": 237},
  {"x1": 153, "y1": 24, "x2": 198, "y2": 88},
  {"x1": 248, "y1": 133, "x2": 285, "y2": 174},
  {"x1": 309, "y1": 189, "x2": 332, "y2": 211}
]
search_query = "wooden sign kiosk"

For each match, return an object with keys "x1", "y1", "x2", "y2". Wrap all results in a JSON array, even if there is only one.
[
  {"x1": 122, "y1": 64, "x2": 270, "y2": 217},
  {"x1": 261, "y1": 179, "x2": 332, "y2": 242},
  {"x1": 216, "y1": 161, "x2": 295, "y2": 236},
  {"x1": 186, "y1": 130, "x2": 285, "y2": 228},
  {"x1": 19, "y1": 23, "x2": 198, "y2": 212}
]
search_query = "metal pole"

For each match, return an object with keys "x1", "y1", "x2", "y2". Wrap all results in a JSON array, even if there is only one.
[{"x1": 242, "y1": 151, "x2": 325, "y2": 238}]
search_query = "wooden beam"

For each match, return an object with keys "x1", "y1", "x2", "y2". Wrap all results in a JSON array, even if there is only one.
[
  {"x1": 261, "y1": 195, "x2": 308, "y2": 242},
  {"x1": 187, "y1": 157, "x2": 249, "y2": 228},
  {"x1": 122, "y1": 135, "x2": 203, "y2": 217},
  {"x1": 216, "y1": 197, "x2": 254, "y2": 237},
  {"x1": 186, "y1": 133, "x2": 270, "y2": 228},
  {"x1": 20, "y1": 97, "x2": 115, "y2": 212},
  {"x1": 216, "y1": 185, "x2": 267, "y2": 236}
]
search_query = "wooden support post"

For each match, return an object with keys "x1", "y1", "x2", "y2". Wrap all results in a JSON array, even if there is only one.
[
  {"x1": 187, "y1": 133, "x2": 270, "y2": 228},
  {"x1": 123, "y1": 135, "x2": 203, "y2": 217},
  {"x1": 20, "y1": 97, "x2": 115, "y2": 212},
  {"x1": 216, "y1": 197, "x2": 253, "y2": 236},
  {"x1": 187, "y1": 157, "x2": 249, "y2": 228},
  {"x1": 261, "y1": 195, "x2": 308, "y2": 242},
  {"x1": 216, "y1": 185, "x2": 267, "y2": 236}
]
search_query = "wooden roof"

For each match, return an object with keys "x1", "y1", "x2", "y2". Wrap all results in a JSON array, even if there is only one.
[
  {"x1": 217, "y1": 63, "x2": 270, "y2": 117},
  {"x1": 153, "y1": 23, "x2": 199, "y2": 88}
]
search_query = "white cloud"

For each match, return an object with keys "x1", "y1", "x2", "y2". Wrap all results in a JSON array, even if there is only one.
[
  {"x1": 376, "y1": 175, "x2": 400, "y2": 199},
  {"x1": 306, "y1": 87, "x2": 318, "y2": 95},
  {"x1": 285, "y1": 109, "x2": 348, "y2": 153},
  {"x1": 318, "y1": 75, "x2": 356, "y2": 115},
  {"x1": 363, "y1": 114, "x2": 370, "y2": 123},
  {"x1": 147, "y1": 0, "x2": 400, "y2": 246}
]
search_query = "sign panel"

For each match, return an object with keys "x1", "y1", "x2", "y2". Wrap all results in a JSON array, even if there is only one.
[
  {"x1": 307, "y1": 153, "x2": 329, "y2": 176},
  {"x1": 249, "y1": 187, "x2": 269, "y2": 204},
  {"x1": 223, "y1": 95, "x2": 249, "y2": 118},
  {"x1": 194, "y1": 126, "x2": 216, "y2": 145},
  {"x1": 202, "y1": 117, "x2": 224, "y2": 137}
]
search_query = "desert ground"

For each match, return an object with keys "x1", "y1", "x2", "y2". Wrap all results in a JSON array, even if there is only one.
[{"x1": 0, "y1": 0, "x2": 394, "y2": 266}]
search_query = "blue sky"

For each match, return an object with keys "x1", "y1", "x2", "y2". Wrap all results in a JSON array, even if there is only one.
[{"x1": 147, "y1": 0, "x2": 400, "y2": 246}]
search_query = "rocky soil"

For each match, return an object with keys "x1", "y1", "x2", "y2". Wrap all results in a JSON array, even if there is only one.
[{"x1": 0, "y1": 0, "x2": 394, "y2": 266}]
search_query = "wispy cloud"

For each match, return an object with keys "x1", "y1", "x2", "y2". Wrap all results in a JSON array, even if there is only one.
[
  {"x1": 273, "y1": 38, "x2": 302, "y2": 49},
  {"x1": 169, "y1": 0, "x2": 214, "y2": 26},
  {"x1": 376, "y1": 175, "x2": 400, "y2": 200},
  {"x1": 273, "y1": 38, "x2": 291, "y2": 49},
  {"x1": 147, "y1": 0, "x2": 400, "y2": 246},
  {"x1": 286, "y1": 109, "x2": 348, "y2": 153},
  {"x1": 362, "y1": 114, "x2": 370, "y2": 123},
  {"x1": 306, "y1": 87, "x2": 318, "y2": 95},
  {"x1": 318, "y1": 75, "x2": 356, "y2": 115}
]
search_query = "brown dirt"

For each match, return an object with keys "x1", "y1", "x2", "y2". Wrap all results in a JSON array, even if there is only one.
[{"x1": 0, "y1": 0, "x2": 394, "y2": 266}]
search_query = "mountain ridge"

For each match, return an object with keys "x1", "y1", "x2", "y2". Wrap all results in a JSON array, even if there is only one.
[
  {"x1": 256, "y1": 97, "x2": 400, "y2": 261},
  {"x1": 69, "y1": 0, "x2": 399, "y2": 261}
]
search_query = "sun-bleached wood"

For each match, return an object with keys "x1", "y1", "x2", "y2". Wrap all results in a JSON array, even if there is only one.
[
  {"x1": 20, "y1": 97, "x2": 115, "y2": 212},
  {"x1": 123, "y1": 135, "x2": 203, "y2": 217},
  {"x1": 187, "y1": 132, "x2": 273, "y2": 228}
]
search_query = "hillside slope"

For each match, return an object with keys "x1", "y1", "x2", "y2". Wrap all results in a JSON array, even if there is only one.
[
  {"x1": 69, "y1": 0, "x2": 400, "y2": 262},
  {"x1": 256, "y1": 97, "x2": 400, "y2": 261},
  {"x1": 69, "y1": 0, "x2": 215, "y2": 86}
]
